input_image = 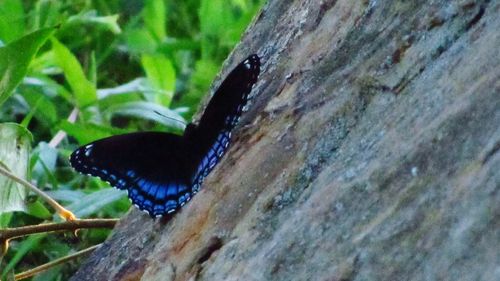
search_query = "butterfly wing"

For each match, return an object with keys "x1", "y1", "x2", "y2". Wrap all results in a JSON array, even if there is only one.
[
  {"x1": 70, "y1": 132, "x2": 195, "y2": 217},
  {"x1": 198, "y1": 54, "x2": 260, "y2": 133},
  {"x1": 186, "y1": 54, "x2": 260, "y2": 189}
]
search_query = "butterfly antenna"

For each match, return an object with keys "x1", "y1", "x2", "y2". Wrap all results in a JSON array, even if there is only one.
[{"x1": 153, "y1": 110, "x2": 187, "y2": 127}]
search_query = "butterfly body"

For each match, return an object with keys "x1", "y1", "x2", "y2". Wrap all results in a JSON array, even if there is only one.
[{"x1": 70, "y1": 55, "x2": 260, "y2": 217}]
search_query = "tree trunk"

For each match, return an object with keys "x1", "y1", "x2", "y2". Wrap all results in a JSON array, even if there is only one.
[{"x1": 71, "y1": 0, "x2": 499, "y2": 280}]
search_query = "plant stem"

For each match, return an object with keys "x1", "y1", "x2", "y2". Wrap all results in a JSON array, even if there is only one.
[
  {"x1": 0, "y1": 165, "x2": 76, "y2": 221},
  {"x1": 14, "y1": 243, "x2": 101, "y2": 280},
  {"x1": 0, "y1": 219, "x2": 118, "y2": 242}
]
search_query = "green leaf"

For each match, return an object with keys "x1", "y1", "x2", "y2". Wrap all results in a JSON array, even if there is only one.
[
  {"x1": 0, "y1": 26, "x2": 56, "y2": 106},
  {"x1": 19, "y1": 85, "x2": 58, "y2": 125},
  {"x1": 66, "y1": 10, "x2": 121, "y2": 34},
  {"x1": 59, "y1": 121, "x2": 129, "y2": 144},
  {"x1": 143, "y1": 0, "x2": 166, "y2": 41},
  {"x1": 141, "y1": 54, "x2": 175, "y2": 106},
  {"x1": 199, "y1": 0, "x2": 230, "y2": 58},
  {"x1": 181, "y1": 59, "x2": 219, "y2": 112},
  {"x1": 30, "y1": 142, "x2": 59, "y2": 188},
  {"x1": 157, "y1": 37, "x2": 199, "y2": 54},
  {"x1": 46, "y1": 190, "x2": 86, "y2": 204},
  {"x1": 27, "y1": 200, "x2": 52, "y2": 219},
  {"x1": 0, "y1": 123, "x2": 32, "y2": 213},
  {"x1": 199, "y1": 0, "x2": 227, "y2": 37},
  {"x1": 65, "y1": 188, "x2": 126, "y2": 218},
  {"x1": 124, "y1": 28, "x2": 157, "y2": 55},
  {"x1": 0, "y1": 212, "x2": 12, "y2": 228},
  {"x1": 97, "y1": 78, "x2": 149, "y2": 99},
  {"x1": 33, "y1": 0, "x2": 63, "y2": 29},
  {"x1": 89, "y1": 51, "x2": 97, "y2": 84},
  {"x1": 104, "y1": 101, "x2": 186, "y2": 130},
  {"x1": 22, "y1": 75, "x2": 73, "y2": 103},
  {"x1": 19, "y1": 96, "x2": 42, "y2": 128},
  {"x1": 51, "y1": 38, "x2": 97, "y2": 107},
  {"x1": 0, "y1": 0, "x2": 25, "y2": 43}
]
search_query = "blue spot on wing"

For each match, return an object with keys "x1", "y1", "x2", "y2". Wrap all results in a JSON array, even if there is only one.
[
  {"x1": 70, "y1": 146, "x2": 192, "y2": 217},
  {"x1": 191, "y1": 131, "x2": 232, "y2": 192},
  {"x1": 127, "y1": 177, "x2": 191, "y2": 217}
]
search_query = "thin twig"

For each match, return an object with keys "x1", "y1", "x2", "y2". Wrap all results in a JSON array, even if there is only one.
[
  {"x1": 14, "y1": 243, "x2": 101, "y2": 280},
  {"x1": 48, "y1": 108, "x2": 79, "y2": 148},
  {"x1": 0, "y1": 164, "x2": 76, "y2": 221},
  {"x1": 0, "y1": 219, "x2": 118, "y2": 242}
]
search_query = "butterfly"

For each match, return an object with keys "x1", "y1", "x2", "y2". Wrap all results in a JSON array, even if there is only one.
[{"x1": 70, "y1": 55, "x2": 260, "y2": 217}]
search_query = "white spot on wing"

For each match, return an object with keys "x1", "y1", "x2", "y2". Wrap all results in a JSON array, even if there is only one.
[{"x1": 84, "y1": 144, "x2": 93, "y2": 156}]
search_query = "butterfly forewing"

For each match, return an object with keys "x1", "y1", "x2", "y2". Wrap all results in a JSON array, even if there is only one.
[
  {"x1": 70, "y1": 55, "x2": 260, "y2": 217},
  {"x1": 188, "y1": 55, "x2": 260, "y2": 186},
  {"x1": 197, "y1": 54, "x2": 260, "y2": 134}
]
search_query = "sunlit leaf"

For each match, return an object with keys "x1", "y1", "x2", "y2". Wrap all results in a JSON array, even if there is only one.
[
  {"x1": 143, "y1": 0, "x2": 166, "y2": 41},
  {"x1": 51, "y1": 38, "x2": 97, "y2": 107},
  {"x1": 0, "y1": 123, "x2": 32, "y2": 213},
  {"x1": 0, "y1": 0, "x2": 25, "y2": 43},
  {"x1": 0, "y1": 27, "x2": 55, "y2": 106},
  {"x1": 27, "y1": 49, "x2": 56, "y2": 73},
  {"x1": 27, "y1": 200, "x2": 52, "y2": 219},
  {"x1": 141, "y1": 54, "x2": 175, "y2": 106}
]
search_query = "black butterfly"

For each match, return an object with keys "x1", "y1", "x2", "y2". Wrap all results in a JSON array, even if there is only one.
[{"x1": 70, "y1": 55, "x2": 260, "y2": 217}]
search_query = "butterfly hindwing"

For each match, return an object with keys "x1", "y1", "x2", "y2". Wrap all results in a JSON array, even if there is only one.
[
  {"x1": 70, "y1": 132, "x2": 194, "y2": 217},
  {"x1": 70, "y1": 55, "x2": 260, "y2": 217}
]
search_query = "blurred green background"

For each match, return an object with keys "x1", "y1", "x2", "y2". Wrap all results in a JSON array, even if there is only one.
[{"x1": 0, "y1": 0, "x2": 264, "y2": 279}]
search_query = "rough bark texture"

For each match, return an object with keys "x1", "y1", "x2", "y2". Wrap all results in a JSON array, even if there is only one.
[{"x1": 71, "y1": 0, "x2": 499, "y2": 280}]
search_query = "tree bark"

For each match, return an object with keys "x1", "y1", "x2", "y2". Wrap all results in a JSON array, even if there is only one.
[{"x1": 71, "y1": 0, "x2": 499, "y2": 280}]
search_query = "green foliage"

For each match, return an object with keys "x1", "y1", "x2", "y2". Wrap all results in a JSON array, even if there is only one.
[
  {"x1": 0, "y1": 27, "x2": 56, "y2": 106},
  {"x1": 51, "y1": 37, "x2": 97, "y2": 107},
  {"x1": 0, "y1": 0, "x2": 264, "y2": 279},
  {"x1": 140, "y1": 54, "x2": 175, "y2": 106},
  {"x1": 0, "y1": 0, "x2": 26, "y2": 43}
]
